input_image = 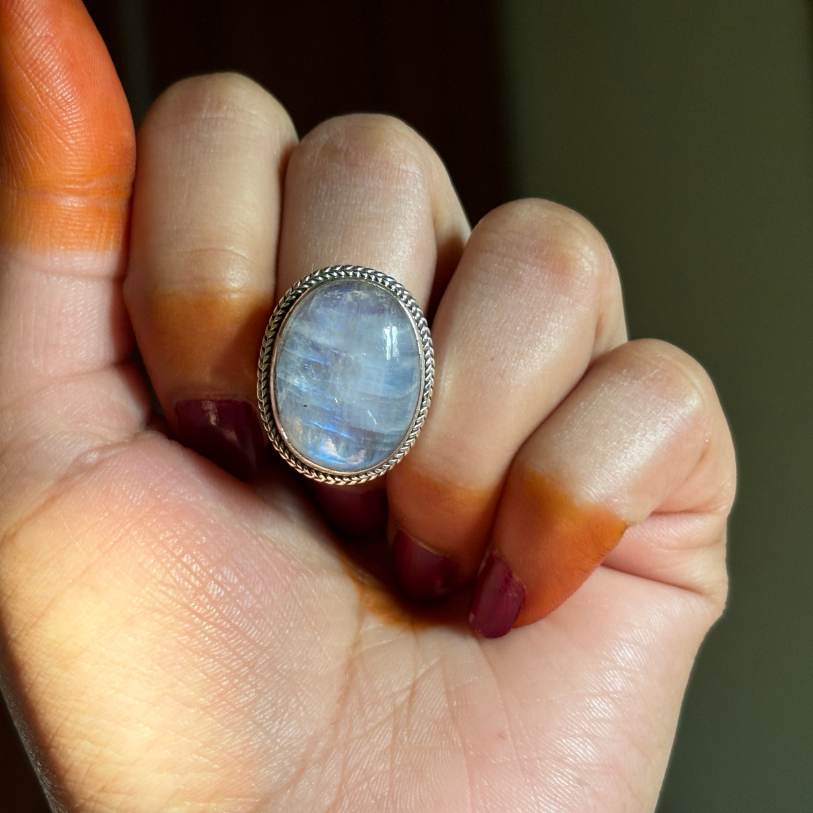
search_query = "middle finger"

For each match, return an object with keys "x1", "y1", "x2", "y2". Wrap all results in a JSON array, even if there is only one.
[
  {"x1": 275, "y1": 114, "x2": 469, "y2": 532},
  {"x1": 276, "y1": 114, "x2": 468, "y2": 306}
]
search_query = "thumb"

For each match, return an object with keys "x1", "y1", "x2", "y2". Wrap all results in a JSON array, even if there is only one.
[
  {"x1": 0, "y1": 0, "x2": 141, "y2": 529},
  {"x1": 0, "y1": 0, "x2": 134, "y2": 253}
]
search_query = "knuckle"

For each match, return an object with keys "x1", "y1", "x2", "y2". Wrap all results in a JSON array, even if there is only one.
[
  {"x1": 625, "y1": 340, "x2": 737, "y2": 518},
  {"x1": 608, "y1": 339, "x2": 736, "y2": 522},
  {"x1": 292, "y1": 114, "x2": 439, "y2": 195},
  {"x1": 142, "y1": 72, "x2": 294, "y2": 141},
  {"x1": 619, "y1": 338, "x2": 714, "y2": 421},
  {"x1": 471, "y1": 199, "x2": 615, "y2": 306}
]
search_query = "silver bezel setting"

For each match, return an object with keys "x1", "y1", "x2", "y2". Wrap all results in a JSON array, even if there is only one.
[{"x1": 257, "y1": 265, "x2": 434, "y2": 485}]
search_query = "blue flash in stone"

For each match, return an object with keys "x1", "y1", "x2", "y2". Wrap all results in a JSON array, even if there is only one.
[{"x1": 272, "y1": 279, "x2": 423, "y2": 474}]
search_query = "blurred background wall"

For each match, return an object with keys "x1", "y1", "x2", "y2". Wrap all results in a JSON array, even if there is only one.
[{"x1": 1, "y1": 1, "x2": 810, "y2": 810}]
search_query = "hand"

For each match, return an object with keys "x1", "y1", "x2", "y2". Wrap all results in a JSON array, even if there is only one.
[{"x1": 0, "y1": 2, "x2": 735, "y2": 811}]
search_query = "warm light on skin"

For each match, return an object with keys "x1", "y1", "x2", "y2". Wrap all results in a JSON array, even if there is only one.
[
  {"x1": 494, "y1": 466, "x2": 629, "y2": 626},
  {"x1": 0, "y1": 0, "x2": 134, "y2": 253}
]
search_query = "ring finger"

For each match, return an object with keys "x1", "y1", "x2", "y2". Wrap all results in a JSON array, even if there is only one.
[{"x1": 387, "y1": 199, "x2": 627, "y2": 600}]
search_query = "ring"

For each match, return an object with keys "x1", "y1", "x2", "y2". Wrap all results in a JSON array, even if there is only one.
[{"x1": 257, "y1": 265, "x2": 434, "y2": 485}]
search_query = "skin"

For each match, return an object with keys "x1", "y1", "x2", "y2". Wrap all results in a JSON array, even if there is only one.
[
  {"x1": 0, "y1": 0, "x2": 133, "y2": 252},
  {"x1": 498, "y1": 469, "x2": 629, "y2": 625},
  {"x1": 0, "y1": 1, "x2": 735, "y2": 811}
]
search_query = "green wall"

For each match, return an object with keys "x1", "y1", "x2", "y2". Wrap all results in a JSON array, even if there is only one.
[{"x1": 498, "y1": 2, "x2": 813, "y2": 809}]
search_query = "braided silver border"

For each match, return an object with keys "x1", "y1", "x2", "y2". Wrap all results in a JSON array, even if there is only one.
[{"x1": 257, "y1": 265, "x2": 434, "y2": 485}]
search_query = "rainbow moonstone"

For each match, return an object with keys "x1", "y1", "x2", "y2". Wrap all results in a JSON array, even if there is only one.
[{"x1": 273, "y1": 279, "x2": 422, "y2": 473}]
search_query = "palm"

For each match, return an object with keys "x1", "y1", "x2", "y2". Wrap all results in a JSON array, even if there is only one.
[{"x1": 1, "y1": 427, "x2": 710, "y2": 811}]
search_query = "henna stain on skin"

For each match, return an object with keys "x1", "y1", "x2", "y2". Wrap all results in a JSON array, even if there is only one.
[
  {"x1": 333, "y1": 530, "x2": 471, "y2": 633},
  {"x1": 388, "y1": 465, "x2": 502, "y2": 577},
  {"x1": 0, "y1": 0, "x2": 134, "y2": 252},
  {"x1": 494, "y1": 466, "x2": 628, "y2": 626},
  {"x1": 137, "y1": 292, "x2": 271, "y2": 407}
]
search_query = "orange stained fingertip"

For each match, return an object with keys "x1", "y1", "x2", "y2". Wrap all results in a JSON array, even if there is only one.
[
  {"x1": 388, "y1": 464, "x2": 502, "y2": 576},
  {"x1": 495, "y1": 467, "x2": 628, "y2": 626},
  {"x1": 136, "y1": 291, "x2": 272, "y2": 408},
  {"x1": 0, "y1": 0, "x2": 135, "y2": 252}
]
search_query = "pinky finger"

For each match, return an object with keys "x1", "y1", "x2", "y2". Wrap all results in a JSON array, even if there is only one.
[{"x1": 469, "y1": 339, "x2": 736, "y2": 638}]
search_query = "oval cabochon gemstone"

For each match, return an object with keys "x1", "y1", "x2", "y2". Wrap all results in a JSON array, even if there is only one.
[{"x1": 273, "y1": 279, "x2": 423, "y2": 474}]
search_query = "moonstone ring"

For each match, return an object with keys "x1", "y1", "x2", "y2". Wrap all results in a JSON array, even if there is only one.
[{"x1": 257, "y1": 266, "x2": 434, "y2": 484}]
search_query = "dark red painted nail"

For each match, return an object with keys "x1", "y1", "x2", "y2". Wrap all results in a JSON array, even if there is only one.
[
  {"x1": 175, "y1": 399, "x2": 264, "y2": 480},
  {"x1": 313, "y1": 482, "x2": 388, "y2": 538},
  {"x1": 469, "y1": 551, "x2": 525, "y2": 638},
  {"x1": 393, "y1": 529, "x2": 457, "y2": 604}
]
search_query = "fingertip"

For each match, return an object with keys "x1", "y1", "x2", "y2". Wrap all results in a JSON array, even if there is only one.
[
  {"x1": 392, "y1": 529, "x2": 457, "y2": 604},
  {"x1": 175, "y1": 398, "x2": 265, "y2": 480},
  {"x1": 126, "y1": 291, "x2": 272, "y2": 438},
  {"x1": 387, "y1": 465, "x2": 499, "y2": 579},
  {"x1": 493, "y1": 467, "x2": 628, "y2": 628},
  {"x1": 468, "y1": 551, "x2": 525, "y2": 638},
  {"x1": 313, "y1": 482, "x2": 388, "y2": 539}
]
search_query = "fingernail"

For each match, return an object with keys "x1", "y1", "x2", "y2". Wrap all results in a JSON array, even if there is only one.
[
  {"x1": 469, "y1": 551, "x2": 525, "y2": 638},
  {"x1": 393, "y1": 529, "x2": 457, "y2": 604},
  {"x1": 175, "y1": 399, "x2": 263, "y2": 480},
  {"x1": 313, "y1": 482, "x2": 388, "y2": 538}
]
